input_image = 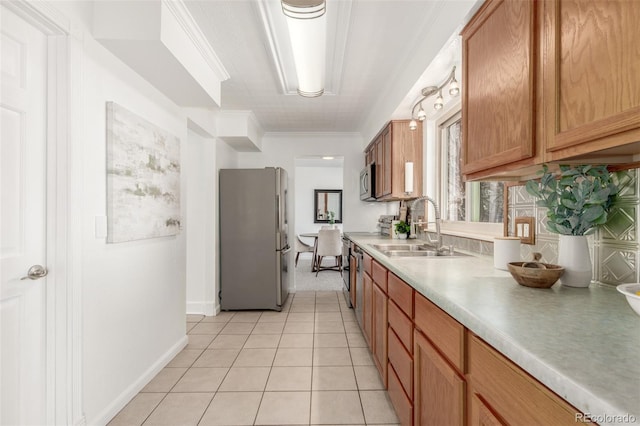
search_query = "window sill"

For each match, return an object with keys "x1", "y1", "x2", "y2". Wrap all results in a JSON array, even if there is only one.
[{"x1": 425, "y1": 221, "x2": 504, "y2": 242}]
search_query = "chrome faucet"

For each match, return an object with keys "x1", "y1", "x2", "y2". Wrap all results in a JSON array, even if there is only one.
[{"x1": 409, "y1": 196, "x2": 442, "y2": 252}]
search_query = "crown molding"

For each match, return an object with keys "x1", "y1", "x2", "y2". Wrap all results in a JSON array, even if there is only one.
[
  {"x1": 162, "y1": 0, "x2": 230, "y2": 82},
  {"x1": 3, "y1": 0, "x2": 72, "y2": 36}
]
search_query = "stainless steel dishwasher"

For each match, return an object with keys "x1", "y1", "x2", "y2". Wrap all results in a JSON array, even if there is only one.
[{"x1": 353, "y1": 245, "x2": 364, "y2": 329}]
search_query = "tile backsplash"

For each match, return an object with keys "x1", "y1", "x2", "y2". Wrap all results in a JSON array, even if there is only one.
[{"x1": 507, "y1": 169, "x2": 639, "y2": 287}]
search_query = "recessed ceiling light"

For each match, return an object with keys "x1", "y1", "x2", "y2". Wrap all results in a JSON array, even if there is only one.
[{"x1": 322, "y1": 156, "x2": 334, "y2": 160}]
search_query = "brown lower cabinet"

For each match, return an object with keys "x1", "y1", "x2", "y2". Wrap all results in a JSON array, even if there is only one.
[
  {"x1": 467, "y1": 334, "x2": 595, "y2": 425},
  {"x1": 469, "y1": 392, "x2": 507, "y2": 426},
  {"x1": 349, "y1": 254, "x2": 357, "y2": 308},
  {"x1": 387, "y1": 362, "x2": 413, "y2": 426},
  {"x1": 353, "y1": 246, "x2": 593, "y2": 426},
  {"x1": 414, "y1": 329, "x2": 466, "y2": 426},
  {"x1": 362, "y1": 271, "x2": 373, "y2": 347},
  {"x1": 372, "y1": 281, "x2": 388, "y2": 385}
]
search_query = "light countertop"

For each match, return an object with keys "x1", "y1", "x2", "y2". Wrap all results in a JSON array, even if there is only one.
[{"x1": 346, "y1": 233, "x2": 640, "y2": 425}]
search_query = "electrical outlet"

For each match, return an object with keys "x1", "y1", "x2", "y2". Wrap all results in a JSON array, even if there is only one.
[{"x1": 515, "y1": 216, "x2": 535, "y2": 245}]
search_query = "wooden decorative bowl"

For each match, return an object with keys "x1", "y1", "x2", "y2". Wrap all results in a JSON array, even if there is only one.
[{"x1": 507, "y1": 261, "x2": 565, "y2": 289}]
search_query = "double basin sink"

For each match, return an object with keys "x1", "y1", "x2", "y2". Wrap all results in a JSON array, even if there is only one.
[{"x1": 371, "y1": 243, "x2": 470, "y2": 258}]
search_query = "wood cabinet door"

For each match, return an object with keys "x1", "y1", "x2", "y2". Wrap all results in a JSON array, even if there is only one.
[
  {"x1": 543, "y1": 0, "x2": 640, "y2": 158},
  {"x1": 389, "y1": 121, "x2": 422, "y2": 198},
  {"x1": 468, "y1": 334, "x2": 593, "y2": 425},
  {"x1": 363, "y1": 272, "x2": 373, "y2": 348},
  {"x1": 461, "y1": 0, "x2": 537, "y2": 175},
  {"x1": 375, "y1": 136, "x2": 385, "y2": 199},
  {"x1": 365, "y1": 146, "x2": 374, "y2": 166},
  {"x1": 349, "y1": 254, "x2": 357, "y2": 308},
  {"x1": 372, "y1": 282, "x2": 388, "y2": 385},
  {"x1": 414, "y1": 330, "x2": 465, "y2": 426},
  {"x1": 469, "y1": 393, "x2": 506, "y2": 426},
  {"x1": 382, "y1": 124, "x2": 392, "y2": 197}
]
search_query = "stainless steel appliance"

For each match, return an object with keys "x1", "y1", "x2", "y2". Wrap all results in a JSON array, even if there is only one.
[
  {"x1": 353, "y1": 245, "x2": 364, "y2": 328},
  {"x1": 359, "y1": 164, "x2": 376, "y2": 201},
  {"x1": 341, "y1": 236, "x2": 352, "y2": 307},
  {"x1": 219, "y1": 168, "x2": 290, "y2": 311}
]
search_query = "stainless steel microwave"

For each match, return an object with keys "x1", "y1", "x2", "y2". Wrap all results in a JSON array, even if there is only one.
[{"x1": 359, "y1": 164, "x2": 376, "y2": 201}]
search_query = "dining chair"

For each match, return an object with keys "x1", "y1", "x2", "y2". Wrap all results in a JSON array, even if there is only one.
[
  {"x1": 315, "y1": 229, "x2": 342, "y2": 276},
  {"x1": 295, "y1": 235, "x2": 315, "y2": 267}
]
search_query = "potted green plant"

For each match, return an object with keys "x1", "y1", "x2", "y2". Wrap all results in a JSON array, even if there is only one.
[
  {"x1": 394, "y1": 221, "x2": 411, "y2": 240},
  {"x1": 525, "y1": 164, "x2": 620, "y2": 287},
  {"x1": 328, "y1": 211, "x2": 335, "y2": 227}
]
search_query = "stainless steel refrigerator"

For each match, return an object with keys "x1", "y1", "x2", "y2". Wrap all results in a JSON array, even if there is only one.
[{"x1": 219, "y1": 168, "x2": 291, "y2": 311}]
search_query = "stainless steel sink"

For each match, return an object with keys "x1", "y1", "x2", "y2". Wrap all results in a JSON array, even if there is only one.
[
  {"x1": 371, "y1": 244, "x2": 425, "y2": 251},
  {"x1": 371, "y1": 243, "x2": 470, "y2": 258},
  {"x1": 383, "y1": 250, "x2": 469, "y2": 257}
]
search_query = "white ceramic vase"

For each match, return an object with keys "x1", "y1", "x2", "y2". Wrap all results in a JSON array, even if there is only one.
[
  {"x1": 397, "y1": 233, "x2": 408, "y2": 240},
  {"x1": 557, "y1": 235, "x2": 592, "y2": 288}
]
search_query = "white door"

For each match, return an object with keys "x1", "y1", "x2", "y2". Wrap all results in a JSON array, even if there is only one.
[{"x1": 1, "y1": 6, "x2": 49, "y2": 425}]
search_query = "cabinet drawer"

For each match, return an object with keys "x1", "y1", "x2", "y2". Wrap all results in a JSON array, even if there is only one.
[
  {"x1": 388, "y1": 300, "x2": 412, "y2": 352},
  {"x1": 372, "y1": 260, "x2": 387, "y2": 292},
  {"x1": 388, "y1": 363, "x2": 413, "y2": 426},
  {"x1": 414, "y1": 293, "x2": 465, "y2": 373},
  {"x1": 388, "y1": 273, "x2": 413, "y2": 317},
  {"x1": 363, "y1": 252, "x2": 372, "y2": 275},
  {"x1": 388, "y1": 328, "x2": 413, "y2": 399},
  {"x1": 468, "y1": 334, "x2": 593, "y2": 425}
]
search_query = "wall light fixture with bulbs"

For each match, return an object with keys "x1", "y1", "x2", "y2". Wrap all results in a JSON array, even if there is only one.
[{"x1": 409, "y1": 66, "x2": 460, "y2": 130}]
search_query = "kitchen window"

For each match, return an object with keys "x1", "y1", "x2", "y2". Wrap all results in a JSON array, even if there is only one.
[{"x1": 437, "y1": 110, "x2": 504, "y2": 227}]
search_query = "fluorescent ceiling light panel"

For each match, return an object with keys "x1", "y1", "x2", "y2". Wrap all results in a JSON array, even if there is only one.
[
  {"x1": 257, "y1": 0, "x2": 351, "y2": 96},
  {"x1": 282, "y1": 0, "x2": 327, "y2": 97}
]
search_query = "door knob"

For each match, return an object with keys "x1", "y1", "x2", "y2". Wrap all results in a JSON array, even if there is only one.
[{"x1": 20, "y1": 265, "x2": 48, "y2": 280}]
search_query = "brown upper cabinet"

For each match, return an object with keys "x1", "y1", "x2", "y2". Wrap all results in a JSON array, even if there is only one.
[
  {"x1": 364, "y1": 120, "x2": 423, "y2": 200},
  {"x1": 543, "y1": 0, "x2": 640, "y2": 161},
  {"x1": 461, "y1": 0, "x2": 541, "y2": 180},
  {"x1": 461, "y1": 0, "x2": 640, "y2": 181}
]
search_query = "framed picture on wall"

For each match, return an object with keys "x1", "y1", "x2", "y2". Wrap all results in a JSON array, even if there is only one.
[
  {"x1": 314, "y1": 189, "x2": 342, "y2": 223},
  {"x1": 106, "y1": 102, "x2": 181, "y2": 243}
]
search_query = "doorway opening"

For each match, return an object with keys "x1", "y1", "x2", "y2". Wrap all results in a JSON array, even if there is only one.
[{"x1": 293, "y1": 156, "x2": 344, "y2": 292}]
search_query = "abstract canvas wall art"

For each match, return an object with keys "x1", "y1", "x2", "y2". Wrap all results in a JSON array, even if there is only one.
[{"x1": 106, "y1": 102, "x2": 181, "y2": 243}]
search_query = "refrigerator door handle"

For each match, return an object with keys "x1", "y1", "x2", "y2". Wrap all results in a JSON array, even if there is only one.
[{"x1": 276, "y1": 194, "x2": 280, "y2": 228}]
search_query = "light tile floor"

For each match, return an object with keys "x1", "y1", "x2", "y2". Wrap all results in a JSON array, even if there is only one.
[{"x1": 109, "y1": 291, "x2": 400, "y2": 426}]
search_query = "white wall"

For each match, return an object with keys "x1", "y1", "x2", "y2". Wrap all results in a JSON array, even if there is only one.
[
  {"x1": 186, "y1": 129, "x2": 214, "y2": 315},
  {"x1": 295, "y1": 165, "x2": 343, "y2": 236},
  {"x1": 54, "y1": 2, "x2": 189, "y2": 424}
]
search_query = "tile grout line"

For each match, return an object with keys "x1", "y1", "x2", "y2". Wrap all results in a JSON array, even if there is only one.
[{"x1": 129, "y1": 291, "x2": 392, "y2": 426}]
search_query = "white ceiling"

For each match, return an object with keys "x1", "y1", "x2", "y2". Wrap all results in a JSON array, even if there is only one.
[{"x1": 185, "y1": 0, "x2": 482, "y2": 135}]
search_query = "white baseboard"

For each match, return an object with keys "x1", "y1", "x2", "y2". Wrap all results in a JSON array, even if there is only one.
[
  {"x1": 90, "y1": 335, "x2": 188, "y2": 426},
  {"x1": 187, "y1": 300, "x2": 217, "y2": 316}
]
